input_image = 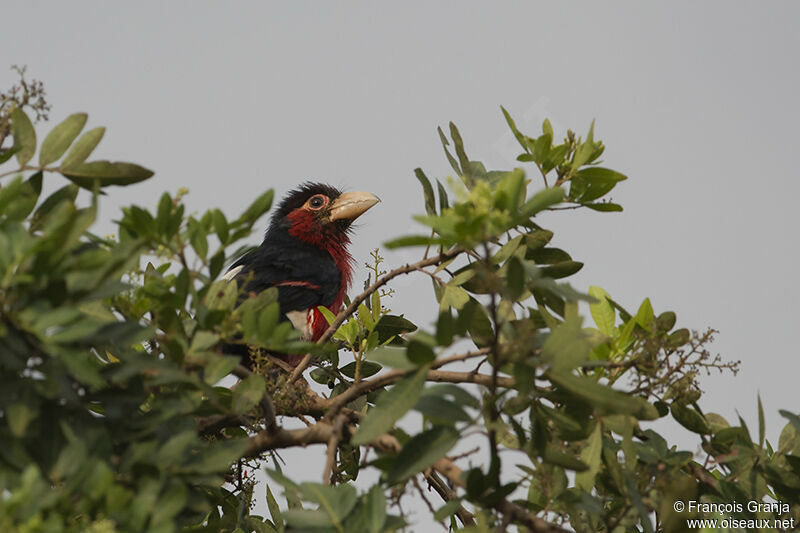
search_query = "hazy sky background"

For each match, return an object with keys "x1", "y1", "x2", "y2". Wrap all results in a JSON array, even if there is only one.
[{"x1": 4, "y1": 2, "x2": 799, "y2": 528}]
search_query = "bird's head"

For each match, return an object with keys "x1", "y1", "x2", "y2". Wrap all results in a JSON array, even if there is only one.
[{"x1": 270, "y1": 182, "x2": 380, "y2": 250}]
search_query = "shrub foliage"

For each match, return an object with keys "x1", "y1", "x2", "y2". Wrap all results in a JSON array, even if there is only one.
[{"x1": 1, "y1": 72, "x2": 798, "y2": 532}]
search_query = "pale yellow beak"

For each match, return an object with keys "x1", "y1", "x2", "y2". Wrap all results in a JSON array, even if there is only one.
[{"x1": 329, "y1": 191, "x2": 381, "y2": 222}]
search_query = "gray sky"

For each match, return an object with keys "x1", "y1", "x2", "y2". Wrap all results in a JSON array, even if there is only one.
[{"x1": 4, "y1": 1, "x2": 799, "y2": 527}]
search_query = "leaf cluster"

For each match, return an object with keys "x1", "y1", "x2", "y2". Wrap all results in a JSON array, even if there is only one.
[{"x1": 1, "y1": 75, "x2": 798, "y2": 533}]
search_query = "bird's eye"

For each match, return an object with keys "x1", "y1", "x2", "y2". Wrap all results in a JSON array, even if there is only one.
[{"x1": 308, "y1": 195, "x2": 327, "y2": 210}]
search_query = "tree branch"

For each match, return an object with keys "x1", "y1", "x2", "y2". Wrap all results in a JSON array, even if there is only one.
[
  {"x1": 244, "y1": 421, "x2": 569, "y2": 533},
  {"x1": 323, "y1": 348, "x2": 491, "y2": 419}
]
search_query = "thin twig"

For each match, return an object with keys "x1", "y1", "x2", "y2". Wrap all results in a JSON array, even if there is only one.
[
  {"x1": 424, "y1": 469, "x2": 475, "y2": 527},
  {"x1": 322, "y1": 414, "x2": 347, "y2": 485}
]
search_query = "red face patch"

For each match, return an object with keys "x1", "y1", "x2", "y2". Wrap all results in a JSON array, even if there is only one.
[{"x1": 285, "y1": 202, "x2": 354, "y2": 315}]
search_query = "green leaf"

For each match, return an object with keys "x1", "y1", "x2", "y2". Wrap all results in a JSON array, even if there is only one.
[
  {"x1": 414, "y1": 168, "x2": 437, "y2": 215},
  {"x1": 156, "y1": 431, "x2": 197, "y2": 466},
  {"x1": 6, "y1": 403, "x2": 37, "y2": 437},
  {"x1": 386, "y1": 426, "x2": 458, "y2": 484},
  {"x1": 540, "y1": 261, "x2": 583, "y2": 279},
  {"x1": 705, "y1": 413, "x2": 730, "y2": 433},
  {"x1": 656, "y1": 311, "x2": 676, "y2": 332},
  {"x1": 625, "y1": 471, "x2": 654, "y2": 533},
  {"x1": 501, "y1": 106, "x2": 528, "y2": 153},
  {"x1": 436, "y1": 179, "x2": 449, "y2": 211},
  {"x1": 440, "y1": 285, "x2": 469, "y2": 310},
  {"x1": 0, "y1": 144, "x2": 20, "y2": 164},
  {"x1": 584, "y1": 202, "x2": 623, "y2": 212},
  {"x1": 435, "y1": 310, "x2": 454, "y2": 346},
  {"x1": 300, "y1": 483, "x2": 358, "y2": 527},
  {"x1": 569, "y1": 167, "x2": 627, "y2": 202},
  {"x1": 588, "y1": 286, "x2": 615, "y2": 335},
  {"x1": 266, "y1": 484, "x2": 284, "y2": 532},
  {"x1": 423, "y1": 384, "x2": 480, "y2": 409},
  {"x1": 352, "y1": 366, "x2": 428, "y2": 445},
  {"x1": 548, "y1": 370, "x2": 658, "y2": 420},
  {"x1": 150, "y1": 484, "x2": 188, "y2": 526},
  {"x1": 492, "y1": 235, "x2": 524, "y2": 264},
  {"x1": 61, "y1": 126, "x2": 105, "y2": 169},
  {"x1": 384, "y1": 235, "x2": 448, "y2": 249},
  {"x1": 339, "y1": 361, "x2": 381, "y2": 379},
  {"x1": 233, "y1": 374, "x2": 266, "y2": 414},
  {"x1": 495, "y1": 168, "x2": 526, "y2": 211},
  {"x1": 61, "y1": 160, "x2": 154, "y2": 188},
  {"x1": 366, "y1": 347, "x2": 415, "y2": 369},
  {"x1": 188, "y1": 218, "x2": 209, "y2": 258},
  {"x1": 543, "y1": 144, "x2": 569, "y2": 172},
  {"x1": 237, "y1": 189, "x2": 274, "y2": 225},
  {"x1": 666, "y1": 328, "x2": 690, "y2": 349},
  {"x1": 203, "y1": 355, "x2": 240, "y2": 384},
  {"x1": 527, "y1": 247, "x2": 571, "y2": 264},
  {"x1": 542, "y1": 118, "x2": 554, "y2": 138},
  {"x1": 571, "y1": 120, "x2": 596, "y2": 170},
  {"x1": 206, "y1": 279, "x2": 239, "y2": 310},
  {"x1": 189, "y1": 438, "x2": 249, "y2": 474},
  {"x1": 634, "y1": 298, "x2": 654, "y2": 331},
  {"x1": 345, "y1": 486, "x2": 387, "y2": 533},
  {"x1": 211, "y1": 208, "x2": 229, "y2": 243},
  {"x1": 670, "y1": 403, "x2": 710, "y2": 434},
  {"x1": 542, "y1": 444, "x2": 589, "y2": 471},
  {"x1": 30, "y1": 183, "x2": 79, "y2": 230},
  {"x1": 283, "y1": 510, "x2": 333, "y2": 528},
  {"x1": 438, "y1": 126, "x2": 461, "y2": 176},
  {"x1": 406, "y1": 339, "x2": 435, "y2": 364},
  {"x1": 541, "y1": 317, "x2": 593, "y2": 373},
  {"x1": 574, "y1": 423, "x2": 602, "y2": 491},
  {"x1": 374, "y1": 314, "x2": 417, "y2": 344},
  {"x1": 414, "y1": 395, "x2": 470, "y2": 423},
  {"x1": 434, "y1": 500, "x2": 462, "y2": 521},
  {"x1": 449, "y1": 122, "x2": 471, "y2": 179},
  {"x1": 532, "y1": 134, "x2": 552, "y2": 164},
  {"x1": 780, "y1": 410, "x2": 800, "y2": 433},
  {"x1": 358, "y1": 303, "x2": 375, "y2": 331},
  {"x1": 39, "y1": 113, "x2": 88, "y2": 166},
  {"x1": 11, "y1": 107, "x2": 36, "y2": 166},
  {"x1": 1, "y1": 172, "x2": 42, "y2": 221},
  {"x1": 189, "y1": 331, "x2": 220, "y2": 355},
  {"x1": 520, "y1": 187, "x2": 565, "y2": 217}
]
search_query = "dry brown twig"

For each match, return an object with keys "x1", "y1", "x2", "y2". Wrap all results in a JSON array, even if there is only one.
[{"x1": 322, "y1": 414, "x2": 348, "y2": 485}]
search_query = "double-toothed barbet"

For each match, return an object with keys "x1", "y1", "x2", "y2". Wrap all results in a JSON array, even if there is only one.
[{"x1": 222, "y1": 183, "x2": 380, "y2": 366}]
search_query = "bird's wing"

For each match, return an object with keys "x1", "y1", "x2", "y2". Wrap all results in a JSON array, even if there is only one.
[{"x1": 225, "y1": 244, "x2": 340, "y2": 313}]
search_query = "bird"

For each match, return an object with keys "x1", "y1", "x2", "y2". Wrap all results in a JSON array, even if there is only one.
[{"x1": 222, "y1": 182, "x2": 380, "y2": 367}]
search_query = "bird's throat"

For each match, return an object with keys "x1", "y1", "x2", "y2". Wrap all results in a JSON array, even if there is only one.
[{"x1": 286, "y1": 209, "x2": 354, "y2": 314}]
